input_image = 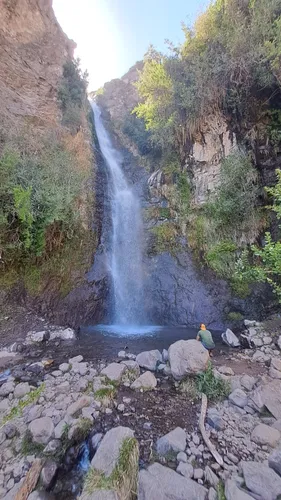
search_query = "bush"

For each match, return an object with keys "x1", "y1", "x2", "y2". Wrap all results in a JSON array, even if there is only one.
[
  {"x1": 206, "y1": 152, "x2": 259, "y2": 231},
  {"x1": 58, "y1": 58, "x2": 88, "y2": 131},
  {"x1": 227, "y1": 312, "x2": 243, "y2": 322},
  {"x1": 235, "y1": 168, "x2": 281, "y2": 302},
  {"x1": 122, "y1": 113, "x2": 154, "y2": 156},
  {"x1": 0, "y1": 139, "x2": 87, "y2": 265},
  {"x1": 150, "y1": 222, "x2": 178, "y2": 254},
  {"x1": 196, "y1": 362, "x2": 231, "y2": 401},
  {"x1": 206, "y1": 240, "x2": 237, "y2": 279}
]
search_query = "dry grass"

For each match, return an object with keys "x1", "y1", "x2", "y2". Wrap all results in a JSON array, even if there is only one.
[
  {"x1": 179, "y1": 378, "x2": 199, "y2": 401},
  {"x1": 84, "y1": 437, "x2": 139, "y2": 500}
]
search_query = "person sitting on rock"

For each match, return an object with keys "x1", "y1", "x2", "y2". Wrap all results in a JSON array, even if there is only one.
[{"x1": 196, "y1": 323, "x2": 215, "y2": 356}]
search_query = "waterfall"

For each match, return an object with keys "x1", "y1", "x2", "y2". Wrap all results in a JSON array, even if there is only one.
[{"x1": 91, "y1": 102, "x2": 145, "y2": 326}]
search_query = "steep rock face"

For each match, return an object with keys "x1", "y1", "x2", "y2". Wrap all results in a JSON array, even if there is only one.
[
  {"x1": 0, "y1": 1, "x2": 106, "y2": 327},
  {"x1": 191, "y1": 115, "x2": 237, "y2": 205},
  {"x1": 96, "y1": 61, "x2": 143, "y2": 155},
  {"x1": 0, "y1": 0, "x2": 74, "y2": 133},
  {"x1": 95, "y1": 67, "x2": 273, "y2": 326},
  {"x1": 98, "y1": 61, "x2": 143, "y2": 124}
]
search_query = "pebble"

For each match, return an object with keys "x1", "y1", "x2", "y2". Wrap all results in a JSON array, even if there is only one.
[
  {"x1": 143, "y1": 422, "x2": 152, "y2": 430},
  {"x1": 192, "y1": 433, "x2": 200, "y2": 445},
  {"x1": 177, "y1": 452, "x2": 188, "y2": 463},
  {"x1": 193, "y1": 468, "x2": 204, "y2": 480}
]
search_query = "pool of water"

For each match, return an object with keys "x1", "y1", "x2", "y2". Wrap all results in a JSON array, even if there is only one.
[{"x1": 71, "y1": 324, "x2": 224, "y2": 362}]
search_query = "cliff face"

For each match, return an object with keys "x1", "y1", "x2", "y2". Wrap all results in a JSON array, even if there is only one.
[
  {"x1": 96, "y1": 66, "x2": 276, "y2": 326},
  {"x1": 96, "y1": 61, "x2": 144, "y2": 156},
  {"x1": 0, "y1": 0, "x2": 106, "y2": 327},
  {"x1": 0, "y1": 0, "x2": 75, "y2": 134}
]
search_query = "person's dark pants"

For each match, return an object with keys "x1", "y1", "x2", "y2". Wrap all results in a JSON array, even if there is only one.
[{"x1": 201, "y1": 341, "x2": 214, "y2": 355}]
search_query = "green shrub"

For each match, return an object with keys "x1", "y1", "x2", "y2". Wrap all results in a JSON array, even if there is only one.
[
  {"x1": 159, "y1": 207, "x2": 171, "y2": 219},
  {"x1": 179, "y1": 378, "x2": 199, "y2": 401},
  {"x1": 206, "y1": 152, "x2": 259, "y2": 231},
  {"x1": 227, "y1": 311, "x2": 243, "y2": 321},
  {"x1": 150, "y1": 222, "x2": 178, "y2": 254},
  {"x1": 122, "y1": 113, "x2": 154, "y2": 156},
  {"x1": 196, "y1": 362, "x2": 230, "y2": 401},
  {"x1": 58, "y1": 58, "x2": 88, "y2": 112},
  {"x1": 0, "y1": 141, "x2": 87, "y2": 264},
  {"x1": 21, "y1": 430, "x2": 45, "y2": 456},
  {"x1": 3, "y1": 384, "x2": 45, "y2": 424},
  {"x1": 206, "y1": 240, "x2": 237, "y2": 279},
  {"x1": 235, "y1": 168, "x2": 281, "y2": 302},
  {"x1": 217, "y1": 481, "x2": 226, "y2": 500}
]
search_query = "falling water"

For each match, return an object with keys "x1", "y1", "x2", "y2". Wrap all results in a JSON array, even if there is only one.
[{"x1": 91, "y1": 103, "x2": 145, "y2": 326}]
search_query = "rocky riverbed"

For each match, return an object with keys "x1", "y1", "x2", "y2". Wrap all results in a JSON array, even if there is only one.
[{"x1": 0, "y1": 316, "x2": 280, "y2": 499}]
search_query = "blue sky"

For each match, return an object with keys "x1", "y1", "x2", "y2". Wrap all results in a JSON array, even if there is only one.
[{"x1": 53, "y1": 0, "x2": 209, "y2": 91}]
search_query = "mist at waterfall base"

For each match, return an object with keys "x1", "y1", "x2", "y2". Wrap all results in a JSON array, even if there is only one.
[{"x1": 91, "y1": 102, "x2": 155, "y2": 336}]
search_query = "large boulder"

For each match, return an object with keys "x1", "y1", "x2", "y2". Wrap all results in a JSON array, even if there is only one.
[
  {"x1": 240, "y1": 374, "x2": 256, "y2": 392},
  {"x1": 131, "y1": 371, "x2": 157, "y2": 391},
  {"x1": 156, "y1": 427, "x2": 186, "y2": 455},
  {"x1": 91, "y1": 426, "x2": 134, "y2": 477},
  {"x1": 251, "y1": 423, "x2": 280, "y2": 447},
  {"x1": 221, "y1": 329, "x2": 240, "y2": 347},
  {"x1": 225, "y1": 479, "x2": 255, "y2": 500},
  {"x1": 100, "y1": 363, "x2": 127, "y2": 382},
  {"x1": 29, "y1": 417, "x2": 54, "y2": 444},
  {"x1": 168, "y1": 340, "x2": 209, "y2": 379},
  {"x1": 26, "y1": 331, "x2": 48, "y2": 343},
  {"x1": 136, "y1": 350, "x2": 162, "y2": 371},
  {"x1": 49, "y1": 328, "x2": 75, "y2": 341},
  {"x1": 241, "y1": 460, "x2": 281, "y2": 500},
  {"x1": 138, "y1": 463, "x2": 207, "y2": 500},
  {"x1": 249, "y1": 379, "x2": 281, "y2": 419}
]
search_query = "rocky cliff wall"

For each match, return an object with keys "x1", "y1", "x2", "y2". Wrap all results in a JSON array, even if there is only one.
[
  {"x1": 0, "y1": 0, "x2": 74, "y2": 134},
  {"x1": 0, "y1": 0, "x2": 104, "y2": 327},
  {"x1": 95, "y1": 67, "x2": 276, "y2": 326}
]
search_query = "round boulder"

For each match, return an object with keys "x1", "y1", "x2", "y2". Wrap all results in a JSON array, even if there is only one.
[
  {"x1": 28, "y1": 417, "x2": 54, "y2": 444},
  {"x1": 168, "y1": 339, "x2": 209, "y2": 379}
]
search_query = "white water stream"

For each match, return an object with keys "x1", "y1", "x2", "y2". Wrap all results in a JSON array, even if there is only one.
[{"x1": 92, "y1": 103, "x2": 145, "y2": 327}]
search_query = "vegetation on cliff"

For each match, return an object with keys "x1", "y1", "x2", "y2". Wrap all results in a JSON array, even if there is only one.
[
  {"x1": 236, "y1": 169, "x2": 281, "y2": 300},
  {"x1": 130, "y1": 0, "x2": 281, "y2": 300},
  {"x1": 134, "y1": 0, "x2": 281, "y2": 154},
  {"x1": 0, "y1": 58, "x2": 94, "y2": 299}
]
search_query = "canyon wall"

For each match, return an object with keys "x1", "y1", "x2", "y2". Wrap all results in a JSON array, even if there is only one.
[{"x1": 0, "y1": 0, "x2": 107, "y2": 327}]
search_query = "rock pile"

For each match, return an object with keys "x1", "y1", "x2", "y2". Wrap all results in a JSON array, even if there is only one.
[{"x1": 0, "y1": 319, "x2": 280, "y2": 498}]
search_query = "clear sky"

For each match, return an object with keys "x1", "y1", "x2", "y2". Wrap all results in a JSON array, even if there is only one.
[{"x1": 53, "y1": 0, "x2": 209, "y2": 92}]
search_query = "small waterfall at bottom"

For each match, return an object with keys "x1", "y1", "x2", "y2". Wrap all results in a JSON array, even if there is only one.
[{"x1": 92, "y1": 102, "x2": 145, "y2": 328}]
